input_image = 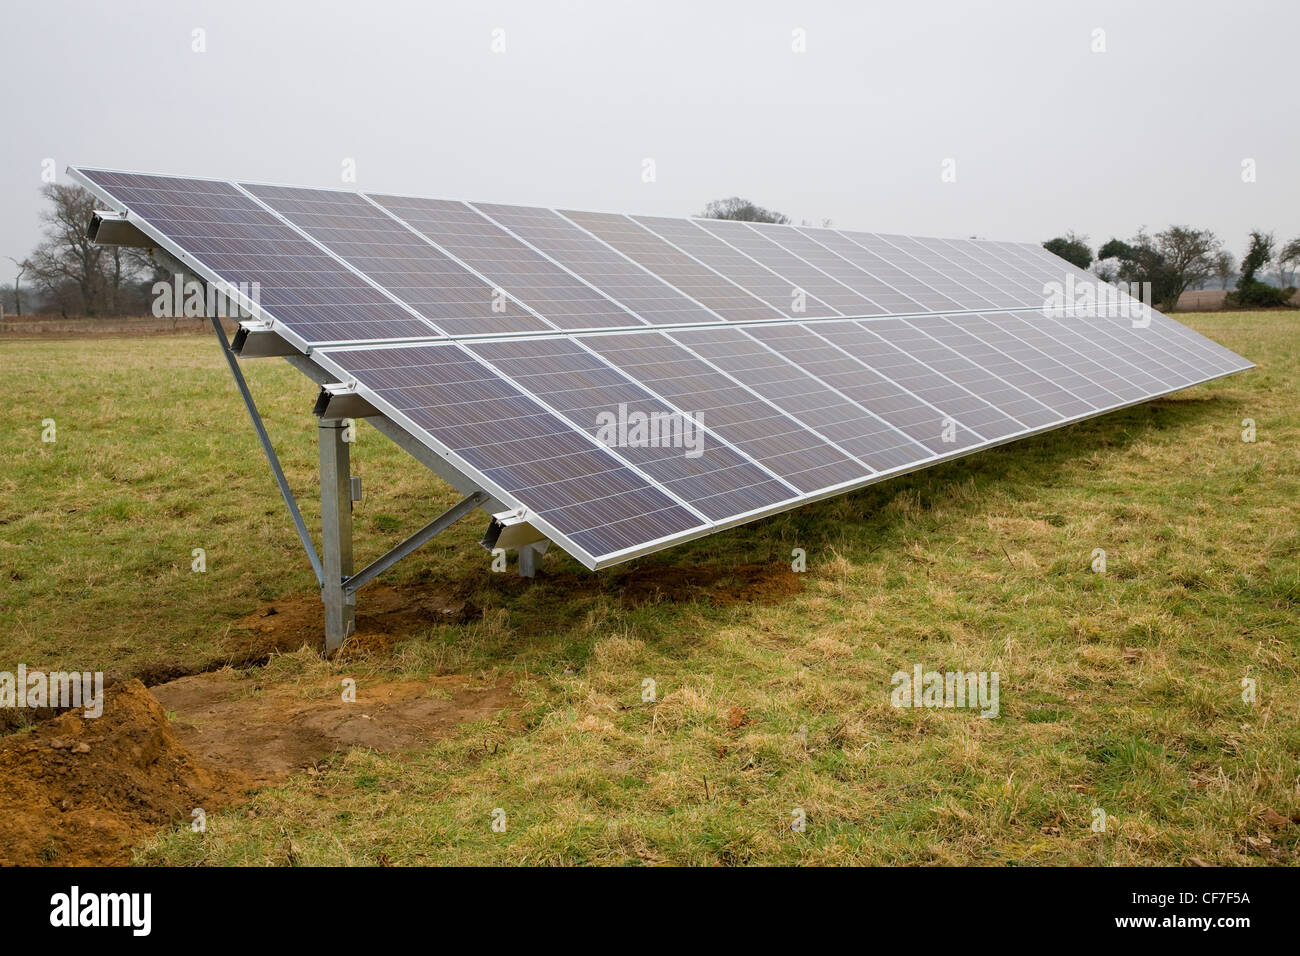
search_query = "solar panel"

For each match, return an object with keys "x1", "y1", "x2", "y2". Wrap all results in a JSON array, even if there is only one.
[{"x1": 71, "y1": 165, "x2": 1254, "y2": 570}]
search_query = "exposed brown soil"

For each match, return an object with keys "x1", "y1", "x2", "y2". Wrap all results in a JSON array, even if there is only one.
[
  {"x1": 0, "y1": 679, "x2": 251, "y2": 866},
  {"x1": 152, "y1": 670, "x2": 518, "y2": 787},
  {"x1": 223, "y1": 581, "x2": 479, "y2": 662},
  {"x1": 1, "y1": 670, "x2": 518, "y2": 865}
]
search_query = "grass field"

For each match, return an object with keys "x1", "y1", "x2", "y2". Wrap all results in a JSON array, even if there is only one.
[{"x1": 3, "y1": 311, "x2": 1298, "y2": 865}]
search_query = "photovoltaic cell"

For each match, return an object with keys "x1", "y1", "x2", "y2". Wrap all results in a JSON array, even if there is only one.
[
  {"x1": 472, "y1": 203, "x2": 720, "y2": 326},
  {"x1": 693, "y1": 219, "x2": 881, "y2": 316},
  {"x1": 366, "y1": 193, "x2": 636, "y2": 332},
  {"x1": 580, "y1": 332, "x2": 868, "y2": 493},
  {"x1": 668, "y1": 326, "x2": 929, "y2": 472},
  {"x1": 634, "y1": 215, "x2": 837, "y2": 317},
  {"x1": 77, "y1": 169, "x2": 435, "y2": 343},
  {"x1": 745, "y1": 322, "x2": 980, "y2": 455},
  {"x1": 798, "y1": 229, "x2": 943, "y2": 312},
  {"x1": 866, "y1": 317, "x2": 1060, "y2": 430},
  {"x1": 814, "y1": 321, "x2": 1025, "y2": 441},
  {"x1": 464, "y1": 337, "x2": 795, "y2": 520},
  {"x1": 321, "y1": 343, "x2": 704, "y2": 558},
  {"x1": 242, "y1": 183, "x2": 546, "y2": 337},
  {"x1": 862, "y1": 234, "x2": 999, "y2": 311},
  {"x1": 744, "y1": 223, "x2": 895, "y2": 314},
  {"x1": 71, "y1": 165, "x2": 1254, "y2": 569},
  {"x1": 559, "y1": 210, "x2": 783, "y2": 323}
]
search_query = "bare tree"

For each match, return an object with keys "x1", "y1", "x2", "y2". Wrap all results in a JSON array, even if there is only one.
[
  {"x1": 3, "y1": 256, "x2": 27, "y2": 315},
  {"x1": 1277, "y1": 237, "x2": 1300, "y2": 288},
  {"x1": 25, "y1": 183, "x2": 144, "y2": 316},
  {"x1": 1211, "y1": 250, "x2": 1235, "y2": 290},
  {"x1": 699, "y1": 197, "x2": 790, "y2": 224}
]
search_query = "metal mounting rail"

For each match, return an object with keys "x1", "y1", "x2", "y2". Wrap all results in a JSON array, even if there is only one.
[{"x1": 209, "y1": 314, "x2": 324, "y2": 587}]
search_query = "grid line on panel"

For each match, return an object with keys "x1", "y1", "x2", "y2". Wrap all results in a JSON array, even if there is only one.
[
  {"x1": 733, "y1": 221, "x2": 891, "y2": 315},
  {"x1": 449, "y1": 343, "x2": 716, "y2": 525},
  {"x1": 922, "y1": 239, "x2": 1215, "y2": 406},
  {"x1": 470, "y1": 202, "x2": 721, "y2": 327},
  {"x1": 559, "y1": 336, "x2": 803, "y2": 497},
  {"x1": 992, "y1": 310, "x2": 1151, "y2": 402},
  {"x1": 557, "y1": 210, "x2": 785, "y2": 324},
  {"x1": 894, "y1": 316, "x2": 1065, "y2": 427},
  {"x1": 732, "y1": 327, "x2": 938, "y2": 463},
  {"x1": 929, "y1": 312, "x2": 1106, "y2": 415},
  {"x1": 830, "y1": 230, "x2": 965, "y2": 312},
  {"x1": 692, "y1": 218, "x2": 877, "y2": 317},
  {"x1": 635, "y1": 216, "x2": 839, "y2": 317},
  {"x1": 672, "y1": 325, "x2": 935, "y2": 473},
  {"x1": 321, "y1": 342, "x2": 706, "y2": 559},
  {"x1": 230, "y1": 183, "x2": 444, "y2": 334},
  {"x1": 242, "y1": 183, "x2": 552, "y2": 338},
  {"x1": 1021, "y1": 243, "x2": 1246, "y2": 376},
  {"x1": 851, "y1": 237, "x2": 1133, "y2": 418},
  {"x1": 959, "y1": 241, "x2": 1176, "y2": 394},
  {"x1": 743, "y1": 222, "x2": 904, "y2": 314},
  {"x1": 984, "y1": 243, "x2": 1204, "y2": 388},
  {"x1": 73, "y1": 169, "x2": 437, "y2": 344},
  {"x1": 466, "y1": 336, "x2": 799, "y2": 518},
  {"x1": 839, "y1": 319, "x2": 1026, "y2": 439},
  {"x1": 657, "y1": 330, "x2": 882, "y2": 479},
  {"x1": 791, "y1": 227, "x2": 930, "y2": 315},
  {"x1": 908, "y1": 242, "x2": 1160, "y2": 400},
  {"x1": 364, "y1": 193, "x2": 632, "y2": 333},
  {"x1": 923, "y1": 236, "x2": 1045, "y2": 306},
  {"x1": 747, "y1": 321, "x2": 990, "y2": 453},
  {"x1": 580, "y1": 332, "x2": 868, "y2": 493},
  {"x1": 452, "y1": 200, "x2": 659, "y2": 330},
  {"x1": 866, "y1": 233, "x2": 1001, "y2": 311}
]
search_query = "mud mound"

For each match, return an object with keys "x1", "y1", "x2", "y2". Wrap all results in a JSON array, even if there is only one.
[
  {"x1": 0, "y1": 679, "x2": 252, "y2": 866},
  {"x1": 152, "y1": 670, "x2": 519, "y2": 786}
]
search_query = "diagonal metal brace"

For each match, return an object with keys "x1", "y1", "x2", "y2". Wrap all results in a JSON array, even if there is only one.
[
  {"x1": 209, "y1": 315, "x2": 324, "y2": 587},
  {"x1": 342, "y1": 490, "x2": 489, "y2": 594}
]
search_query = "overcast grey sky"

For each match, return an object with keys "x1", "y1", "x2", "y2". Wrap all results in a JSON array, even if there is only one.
[{"x1": 3, "y1": 0, "x2": 1297, "y2": 275}]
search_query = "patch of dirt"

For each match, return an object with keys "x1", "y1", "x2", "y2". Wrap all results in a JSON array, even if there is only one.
[
  {"x1": 151, "y1": 670, "x2": 518, "y2": 787},
  {"x1": 1, "y1": 669, "x2": 519, "y2": 865},
  {"x1": 222, "y1": 582, "x2": 479, "y2": 662},
  {"x1": 0, "y1": 679, "x2": 252, "y2": 866}
]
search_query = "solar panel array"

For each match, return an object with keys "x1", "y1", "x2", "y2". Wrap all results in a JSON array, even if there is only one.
[{"x1": 72, "y1": 166, "x2": 1253, "y2": 568}]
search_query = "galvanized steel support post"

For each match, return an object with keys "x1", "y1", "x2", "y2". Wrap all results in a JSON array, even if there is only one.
[{"x1": 319, "y1": 420, "x2": 355, "y2": 653}]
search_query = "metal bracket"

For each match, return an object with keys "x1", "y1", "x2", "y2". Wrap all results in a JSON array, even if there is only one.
[
  {"x1": 88, "y1": 209, "x2": 155, "y2": 249},
  {"x1": 341, "y1": 490, "x2": 490, "y2": 595},
  {"x1": 314, "y1": 384, "x2": 380, "y2": 420},
  {"x1": 233, "y1": 325, "x2": 302, "y2": 358}
]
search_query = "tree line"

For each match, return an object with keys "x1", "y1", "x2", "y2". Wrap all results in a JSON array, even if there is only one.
[{"x1": 1043, "y1": 228, "x2": 1299, "y2": 311}]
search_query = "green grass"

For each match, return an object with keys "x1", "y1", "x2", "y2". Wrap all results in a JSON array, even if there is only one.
[{"x1": 4, "y1": 312, "x2": 1299, "y2": 865}]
